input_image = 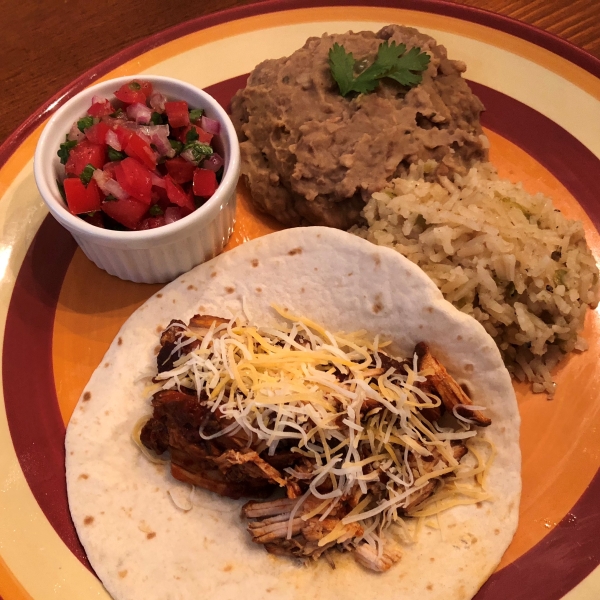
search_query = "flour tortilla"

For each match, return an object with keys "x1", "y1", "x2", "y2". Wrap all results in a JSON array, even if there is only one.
[{"x1": 66, "y1": 227, "x2": 520, "y2": 600}]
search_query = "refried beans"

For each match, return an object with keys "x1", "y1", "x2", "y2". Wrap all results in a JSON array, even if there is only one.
[{"x1": 231, "y1": 25, "x2": 488, "y2": 229}]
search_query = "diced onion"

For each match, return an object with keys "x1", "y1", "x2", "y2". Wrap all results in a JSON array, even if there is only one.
[
  {"x1": 149, "y1": 92, "x2": 167, "y2": 113},
  {"x1": 164, "y1": 206, "x2": 184, "y2": 224},
  {"x1": 201, "y1": 115, "x2": 221, "y2": 135},
  {"x1": 105, "y1": 129, "x2": 121, "y2": 151},
  {"x1": 92, "y1": 169, "x2": 128, "y2": 200},
  {"x1": 203, "y1": 153, "x2": 224, "y2": 172},
  {"x1": 126, "y1": 102, "x2": 153, "y2": 124}
]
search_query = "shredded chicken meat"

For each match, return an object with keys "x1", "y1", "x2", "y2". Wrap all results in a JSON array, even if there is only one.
[{"x1": 139, "y1": 313, "x2": 494, "y2": 572}]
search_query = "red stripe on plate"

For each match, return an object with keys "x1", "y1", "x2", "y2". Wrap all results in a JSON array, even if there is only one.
[
  {"x1": 1, "y1": 0, "x2": 600, "y2": 170},
  {"x1": 2, "y1": 217, "x2": 88, "y2": 567}
]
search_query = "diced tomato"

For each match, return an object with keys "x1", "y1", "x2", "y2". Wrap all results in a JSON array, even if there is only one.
[
  {"x1": 85, "y1": 122, "x2": 110, "y2": 145},
  {"x1": 178, "y1": 124, "x2": 213, "y2": 145},
  {"x1": 63, "y1": 178, "x2": 103, "y2": 215},
  {"x1": 114, "y1": 158, "x2": 153, "y2": 205},
  {"x1": 193, "y1": 168, "x2": 218, "y2": 198},
  {"x1": 101, "y1": 197, "x2": 148, "y2": 230},
  {"x1": 102, "y1": 161, "x2": 121, "y2": 179},
  {"x1": 165, "y1": 175, "x2": 195, "y2": 211},
  {"x1": 113, "y1": 124, "x2": 134, "y2": 148},
  {"x1": 165, "y1": 156, "x2": 195, "y2": 184},
  {"x1": 137, "y1": 216, "x2": 166, "y2": 230},
  {"x1": 164, "y1": 101, "x2": 190, "y2": 128},
  {"x1": 65, "y1": 141, "x2": 106, "y2": 176},
  {"x1": 124, "y1": 133, "x2": 157, "y2": 170},
  {"x1": 87, "y1": 98, "x2": 113, "y2": 118},
  {"x1": 133, "y1": 80, "x2": 153, "y2": 98},
  {"x1": 114, "y1": 80, "x2": 152, "y2": 105}
]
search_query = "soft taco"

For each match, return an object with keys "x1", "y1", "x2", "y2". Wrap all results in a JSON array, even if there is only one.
[{"x1": 66, "y1": 227, "x2": 521, "y2": 600}]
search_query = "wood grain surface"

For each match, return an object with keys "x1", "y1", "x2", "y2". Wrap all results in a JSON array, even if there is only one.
[{"x1": 0, "y1": 0, "x2": 598, "y2": 148}]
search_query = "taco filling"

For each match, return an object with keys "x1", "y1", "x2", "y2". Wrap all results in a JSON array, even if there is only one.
[{"x1": 137, "y1": 307, "x2": 495, "y2": 572}]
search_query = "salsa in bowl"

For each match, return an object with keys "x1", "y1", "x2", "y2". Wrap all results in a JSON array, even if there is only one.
[{"x1": 34, "y1": 76, "x2": 240, "y2": 283}]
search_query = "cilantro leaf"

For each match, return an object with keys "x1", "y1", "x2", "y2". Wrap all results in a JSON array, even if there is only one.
[
  {"x1": 107, "y1": 146, "x2": 126, "y2": 162},
  {"x1": 185, "y1": 127, "x2": 199, "y2": 143},
  {"x1": 329, "y1": 40, "x2": 430, "y2": 97},
  {"x1": 189, "y1": 108, "x2": 204, "y2": 123},
  {"x1": 386, "y1": 46, "x2": 431, "y2": 86},
  {"x1": 57, "y1": 137, "x2": 78, "y2": 164},
  {"x1": 328, "y1": 43, "x2": 357, "y2": 97},
  {"x1": 77, "y1": 116, "x2": 94, "y2": 132},
  {"x1": 149, "y1": 204, "x2": 164, "y2": 216},
  {"x1": 79, "y1": 163, "x2": 96, "y2": 185}
]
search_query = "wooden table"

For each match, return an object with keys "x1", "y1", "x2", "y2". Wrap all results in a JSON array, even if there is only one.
[{"x1": 1, "y1": 0, "x2": 598, "y2": 148}]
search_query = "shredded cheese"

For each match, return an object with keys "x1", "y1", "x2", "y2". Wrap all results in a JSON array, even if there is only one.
[{"x1": 147, "y1": 310, "x2": 495, "y2": 556}]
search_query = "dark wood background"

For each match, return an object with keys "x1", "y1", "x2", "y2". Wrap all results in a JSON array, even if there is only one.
[{"x1": 1, "y1": 0, "x2": 598, "y2": 148}]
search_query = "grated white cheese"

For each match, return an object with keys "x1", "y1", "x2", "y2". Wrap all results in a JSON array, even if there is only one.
[{"x1": 148, "y1": 307, "x2": 494, "y2": 554}]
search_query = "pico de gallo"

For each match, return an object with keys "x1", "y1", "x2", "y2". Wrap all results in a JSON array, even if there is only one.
[{"x1": 56, "y1": 79, "x2": 224, "y2": 230}]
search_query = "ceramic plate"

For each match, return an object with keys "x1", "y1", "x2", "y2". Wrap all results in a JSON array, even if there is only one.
[{"x1": 1, "y1": 1, "x2": 599, "y2": 598}]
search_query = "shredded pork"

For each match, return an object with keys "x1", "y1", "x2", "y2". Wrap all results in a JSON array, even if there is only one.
[{"x1": 139, "y1": 313, "x2": 494, "y2": 571}]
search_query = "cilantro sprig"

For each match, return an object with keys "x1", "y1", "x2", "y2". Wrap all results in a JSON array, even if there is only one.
[{"x1": 328, "y1": 41, "x2": 430, "y2": 97}]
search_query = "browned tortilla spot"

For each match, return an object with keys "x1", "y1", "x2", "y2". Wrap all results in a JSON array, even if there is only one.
[
  {"x1": 288, "y1": 247, "x2": 302, "y2": 256},
  {"x1": 187, "y1": 285, "x2": 197, "y2": 291},
  {"x1": 154, "y1": 345, "x2": 161, "y2": 355},
  {"x1": 494, "y1": 529, "x2": 500, "y2": 535},
  {"x1": 430, "y1": 557, "x2": 435, "y2": 562},
  {"x1": 211, "y1": 271, "x2": 217, "y2": 278},
  {"x1": 314, "y1": 267, "x2": 318, "y2": 271},
  {"x1": 173, "y1": 299, "x2": 176, "y2": 304},
  {"x1": 105, "y1": 410, "x2": 110, "y2": 416},
  {"x1": 457, "y1": 334, "x2": 463, "y2": 341},
  {"x1": 156, "y1": 293, "x2": 163, "y2": 298},
  {"x1": 147, "y1": 532, "x2": 156, "y2": 540},
  {"x1": 83, "y1": 391, "x2": 91, "y2": 401},
  {"x1": 78, "y1": 473, "x2": 89, "y2": 480},
  {"x1": 118, "y1": 570, "x2": 128, "y2": 578},
  {"x1": 84, "y1": 516, "x2": 94, "y2": 525},
  {"x1": 373, "y1": 301, "x2": 383, "y2": 314},
  {"x1": 425, "y1": 306, "x2": 434, "y2": 313},
  {"x1": 156, "y1": 325, "x2": 163, "y2": 333},
  {"x1": 251, "y1": 259, "x2": 259, "y2": 267},
  {"x1": 347, "y1": 272, "x2": 353, "y2": 276},
  {"x1": 117, "y1": 337, "x2": 123, "y2": 346},
  {"x1": 477, "y1": 502, "x2": 483, "y2": 508},
  {"x1": 464, "y1": 363, "x2": 474, "y2": 373},
  {"x1": 222, "y1": 564, "x2": 233, "y2": 572},
  {"x1": 104, "y1": 362, "x2": 109, "y2": 368},
  {"x1": 225, "y1": 286, "x2": 235, "y2": 294},
  {"x1": 373, "y1": 255, "x2": 381, "y2": 267},
  {"x1": 301, "y1": 287, "x2": 305, "y2": 293},
  {"x1": 426, "y1": 584, "x2": 433, "y2": 591},
  {"x1": 256, "y1": 287, "x2": 262, "y2": 293}
]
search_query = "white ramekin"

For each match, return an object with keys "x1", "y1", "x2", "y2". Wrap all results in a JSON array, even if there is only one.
[{"x1": 34, "y1": 76, "x2": 240, "y2": 284}]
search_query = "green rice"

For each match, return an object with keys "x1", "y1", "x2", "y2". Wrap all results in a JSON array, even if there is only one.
[{"x1": 351, "y1": 161, "x2": 600, "y2": 394}]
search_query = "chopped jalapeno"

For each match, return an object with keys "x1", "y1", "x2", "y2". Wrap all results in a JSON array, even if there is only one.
[
  {"x1": 129, "y1": 81, "x2": 141, "y2": 90},
  {"x1": 149, "y1": 204, "x2": 164, "y2": 216}
]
